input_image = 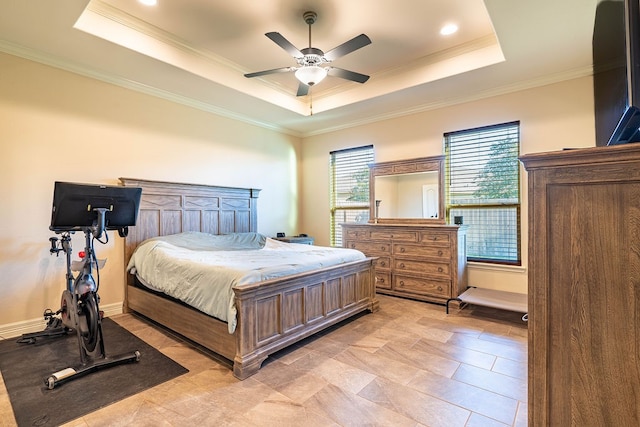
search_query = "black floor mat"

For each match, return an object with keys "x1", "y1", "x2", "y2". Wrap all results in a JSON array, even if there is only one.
[{"x1": 0, "y1": 318, "x2": 188, "y2": 426}]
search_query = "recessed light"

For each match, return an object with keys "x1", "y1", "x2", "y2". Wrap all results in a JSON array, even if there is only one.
[
  {"x1": 139, "y1": 0, "x2": 157, "y2": 6},
  {"x1": 440, "y1": 23, "x2": 458, "y2": 36}
]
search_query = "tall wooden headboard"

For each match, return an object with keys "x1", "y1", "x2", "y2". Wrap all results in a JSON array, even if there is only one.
[{"x1": 119, "y1": 178, "x2": 261, "y2": 268}]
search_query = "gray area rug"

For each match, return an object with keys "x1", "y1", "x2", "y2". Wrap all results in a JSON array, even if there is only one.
[{"x1": 0, "y1": 317, "x2": 188, "y2": 426}]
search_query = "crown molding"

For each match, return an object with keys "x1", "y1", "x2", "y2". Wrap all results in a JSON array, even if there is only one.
[
  {"x1": 302, "y1": 65, "x2": 594, "y2": 137},
  {"x1": 1, "y1": 39, "x2": 592, "y2": 139},
  {"x1": 78, "y1": 1, "x2": 308, "y2": 113},
  {"x1": 86, "y1": 1, "x2": 247, "y2": 75},
  {"x1": 0, "y1": 39, "x2": 302, "y2": 138}
]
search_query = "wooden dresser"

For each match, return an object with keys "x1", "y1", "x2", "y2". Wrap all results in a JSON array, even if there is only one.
[
  {"x1": 342, "y1": 223, "x2": 467, "y2": 304},
  {"x1": 520, "y1": 144, "x2": 640, "y2": 426}
]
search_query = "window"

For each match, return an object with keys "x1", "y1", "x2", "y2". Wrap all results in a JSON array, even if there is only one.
[
  {"x1": 444, "y1": 122, "x2": 521, "y2": 264},
  {"x1": 329, "y1": 145, "x2": 374, "y2": 246}
]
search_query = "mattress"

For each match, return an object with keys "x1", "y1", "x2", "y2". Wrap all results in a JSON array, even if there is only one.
[{"x1": 126, "y1": 232, "x2": 366, "y2": 333}]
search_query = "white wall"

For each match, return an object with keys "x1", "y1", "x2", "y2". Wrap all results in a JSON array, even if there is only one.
[
  {"x1": 300, "y1": 76, "x2": 596, "y2": 294},
  {"x1": 0, "y1": 52, "x2": 302, "y2": 331}
]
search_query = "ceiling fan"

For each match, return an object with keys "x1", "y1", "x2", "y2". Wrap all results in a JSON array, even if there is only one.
[{"x1": 244, "y1": 11, "x2": 371, "y2": 96}]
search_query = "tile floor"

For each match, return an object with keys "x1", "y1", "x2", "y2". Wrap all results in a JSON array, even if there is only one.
[{"x1": 0, "y1": 295, "x2": 528, "y2": 426}]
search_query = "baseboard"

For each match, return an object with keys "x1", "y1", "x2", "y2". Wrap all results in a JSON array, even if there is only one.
[
  {"x1": 0, "y1": 301, "x2": 123, "y2": 340},
  {"x1": 101, "y1": 301, "x2": 124, "y2": 318}
]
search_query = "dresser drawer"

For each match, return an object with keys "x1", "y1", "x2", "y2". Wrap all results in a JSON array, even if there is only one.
[
  {"x1": 393, "y1": 244, "x2": 451, "y2": 259},
  {"x1": 374, "y1": 256, "x2": 391, "y2": 270},
  {"x1": 346, "y1": 241, "x2": 391, "y2": 255},
  {"x1": 375, "y1": 272, "x2": 391, "y2": 290},
  {"x1": 345, "y1": 229, "x2": 370, "y2": 239},
  {"x1": 394, "y1": 259, "x2": 450, "y2": 277},
  {"x1": 419, "y1": 231, "x2": 451, "y2": 245},
  {"x1": 370, "y1": 230, "x2": 418, "y2": 241},
  {"x1": 393, "y1": 275, "x2": 451, "y2": 297}
]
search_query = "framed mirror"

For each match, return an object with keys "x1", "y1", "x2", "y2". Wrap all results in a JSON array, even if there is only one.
[{"x1": 369, "y1": 155, "x2": 445, "y2": 224}]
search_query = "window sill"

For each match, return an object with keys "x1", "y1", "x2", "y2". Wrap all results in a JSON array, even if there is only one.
[{"x1": 467, "y1": 261, "x2": 527, "y2": 273}]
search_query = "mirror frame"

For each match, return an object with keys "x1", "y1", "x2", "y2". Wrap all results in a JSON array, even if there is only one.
[{"x1": 368, "y1": 155, "x2": 445, "y2": 224}]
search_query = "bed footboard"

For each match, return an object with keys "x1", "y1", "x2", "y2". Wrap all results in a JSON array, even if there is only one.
[
  {"x1": 232, "y1": 257, "x2": 377, "y2": 379},
  {"x1": 127, "y1": 257, "x2": 377, "y2": 379}
]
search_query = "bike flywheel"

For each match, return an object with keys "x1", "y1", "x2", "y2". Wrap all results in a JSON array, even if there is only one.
[{"x1": 78, "y1": 292, "x2": 100, "y2": 354}]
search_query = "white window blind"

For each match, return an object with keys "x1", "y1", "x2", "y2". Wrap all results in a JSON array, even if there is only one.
[
  {"x1": 445, "y1": 122, "x2": 521, "y2": 264},
  {"x1": 330, "y1": 145, "x2": 374, "y2": 246}
]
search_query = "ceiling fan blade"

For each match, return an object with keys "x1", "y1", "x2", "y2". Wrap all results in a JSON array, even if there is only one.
[
  {"x1": 244, "y1": 67, "x2": 293, "y2": 78},
  {"x1": 324, "y1": 34, "x2": 371, "y2": 61},
  {"x1": 296, "y1": 82, "x2": 310, "y2": 97},
  {"x1": 265, "y1": 32, "x2": 303, "y2": 58},
  {"x1": 328, "y1": 67, "x2": 370, "y2": 83}
]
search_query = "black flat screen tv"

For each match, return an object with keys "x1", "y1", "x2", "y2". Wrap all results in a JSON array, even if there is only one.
[
  {"x1": 50, "y1": 182, "x2": 142, "y2": 231},
  {"x1": 608, "y1": 104, "x2": 640, "y2": 144},
  {"x1": 594, "y1": 0, "x2": 640, "y2": 146}
]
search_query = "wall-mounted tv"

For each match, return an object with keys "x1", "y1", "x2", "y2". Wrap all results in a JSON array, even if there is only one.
[
  {"x1": 593, "y1": 0, "x2": 640, "y2": 146},
  {"x1": 608, "y1": 104, "x2": 640, "y2": 144}
]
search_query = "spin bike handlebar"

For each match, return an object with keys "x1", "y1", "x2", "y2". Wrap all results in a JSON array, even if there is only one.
[
  {"x1": 50, "y1": 207, "x2": 108, "y2": 238},
  {"x1": 49, "y1": 207, "x2": 129, "y2": 238}
]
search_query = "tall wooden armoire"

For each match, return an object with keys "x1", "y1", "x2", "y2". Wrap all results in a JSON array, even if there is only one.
[{"x1": 520, "y1": 144, "x2": 640, "y2": 426}]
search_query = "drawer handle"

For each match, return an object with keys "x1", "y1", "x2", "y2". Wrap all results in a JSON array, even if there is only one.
[
  {"x1": 399, "y1": 281, "x2": 405, "y2": 287},
  {"x1": 438, "y1": 250, "x2": 443, "y2": 256},
  {"x1": 377, "y1": 277, "x2": 385, "y2": 284},
  {"x1": 380, "y1": 261, "x2": 386, "y2": 267},
  {"x1": 399, "y1": 263, "x2": 405, "y2": 268},
  {"x1": 350, "y1": 244, "x2": 356, "y2": 249},
  {"x1": 437, "y1": 286, "x2": 443, "y2": 291},
  {"x1": 381, "y1": 246, "x2": 387, "y2": 251},
  {"x1": 438, "y1": 267, "x2": 443, "y2": 272},
  {"x1": 400, "y1": 247, "x2": 405, "y2": 253},
  {"x1": 390, "y1": 234, "x2": 394, "y2": 238}
]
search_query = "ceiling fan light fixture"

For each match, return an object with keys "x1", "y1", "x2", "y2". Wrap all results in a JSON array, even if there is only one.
[
  {"x1": 245, "y1": 11, "x2": 371, "y2": 96},
  {"x1": 295, "y1": 66, "x2": 327, "y2": 86}
]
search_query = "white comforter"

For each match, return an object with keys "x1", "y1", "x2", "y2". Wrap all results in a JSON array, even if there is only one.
[{"x1": 126, "y1": 232, "x2": 365, "y2": 333}]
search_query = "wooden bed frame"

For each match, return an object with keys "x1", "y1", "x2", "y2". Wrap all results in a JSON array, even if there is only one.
[{"x1": 119, "y1": 178, "x2": 379, "y2": 379}]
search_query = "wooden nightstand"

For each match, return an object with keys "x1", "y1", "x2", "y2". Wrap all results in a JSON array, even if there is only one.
[{"x1": 273, "y1": 236, "x2": 314, "y2": 245}]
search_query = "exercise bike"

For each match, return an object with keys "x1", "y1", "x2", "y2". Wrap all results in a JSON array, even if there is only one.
[{"x1": 20, "y1": 182, "x2": 142, "y2": 389}]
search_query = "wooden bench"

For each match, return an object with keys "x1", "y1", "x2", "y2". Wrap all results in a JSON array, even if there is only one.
[{"x1": 446, "y1": 287, "x2": 528, "y2": 321}]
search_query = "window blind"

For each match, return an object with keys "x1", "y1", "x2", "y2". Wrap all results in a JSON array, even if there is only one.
[
  {"x1": 445, "y1": 122, "x2": 521, "y2": 264},
  {"x1": 329, "y1": 145, "x2": 374, "y2": 246}
]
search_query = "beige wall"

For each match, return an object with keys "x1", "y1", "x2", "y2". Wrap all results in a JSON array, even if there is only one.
[
  {"x1": 300, "y1": 76, "x2": 596, "y2": 294},
  {"x1": 0, "y1": 52, "x2": 302, "y2": 329},
  {"x1": 0, "y1": 49, "x2": 596, "y2": 331}
]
